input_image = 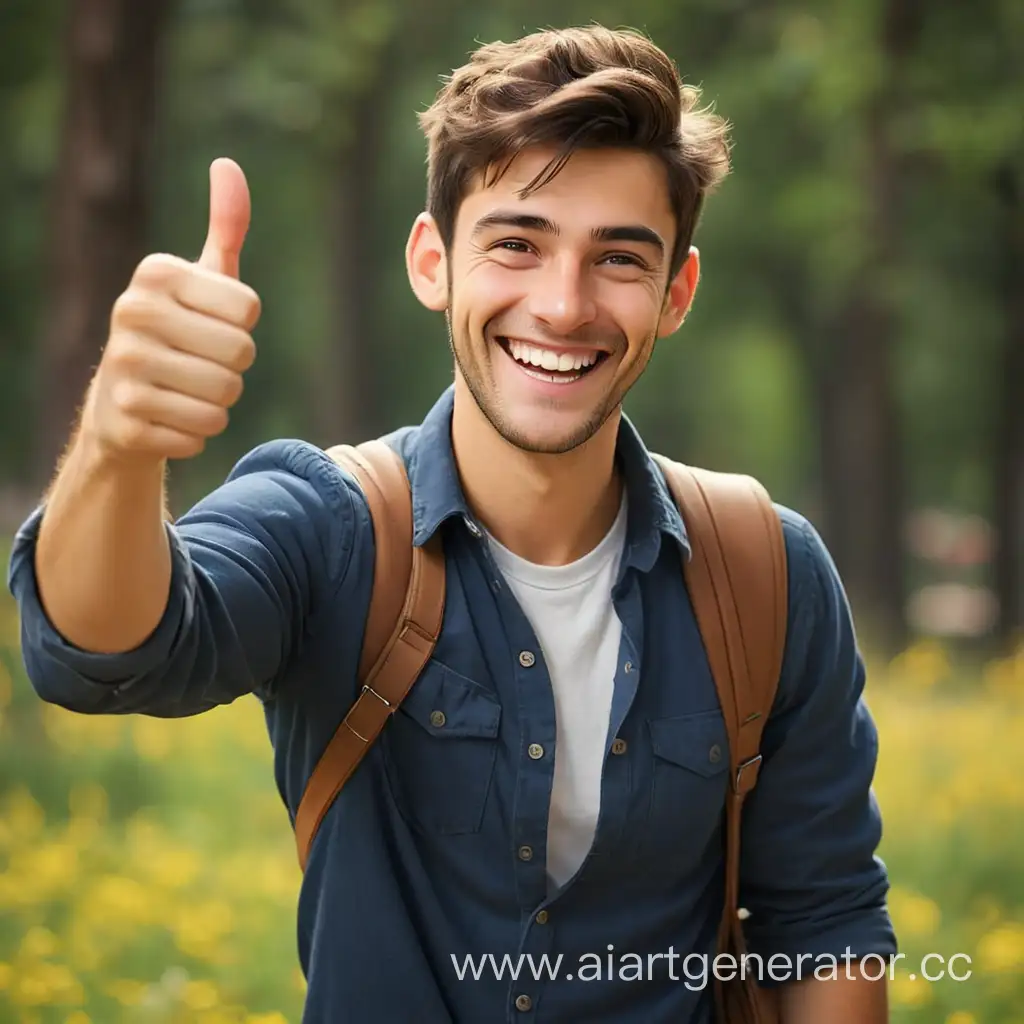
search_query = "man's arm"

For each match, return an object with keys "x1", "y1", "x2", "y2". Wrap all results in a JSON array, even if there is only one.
[
  {"x1": 31, "y1": 157, "x2": 262, "y2": 656},
  {"x1": 777, "y1": 960, "x2": 888, "y2": 1022},
  {"x1": 737, "y1": 508, "x2": 897, "y2": 1023},
  {"x1": 8, "y1": 438, "x2": 362, "y2": 716},
  {"x1": 7, "y1": 156, "x2": 365, "y2": 716}
]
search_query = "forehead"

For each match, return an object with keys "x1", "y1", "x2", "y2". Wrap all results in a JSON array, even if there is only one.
[{"x1": 456, "y1": 146, "x2": 675, "y2": 236}]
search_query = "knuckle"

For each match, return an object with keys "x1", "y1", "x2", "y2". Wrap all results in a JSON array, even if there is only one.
[
  {"x1": 231, "y1": 333, "x2": 257, "y2": 372},
  {"x1": 133, "y1": 252, "x2": 184, "y2": 290},
  {"x1": 198, "y1": 404, "x2": 230, "y2": 437},
  {"x1": 241, "y1": 288, "x2": 262, "y2": 330},
  {"x1": 107, "y1": 333, "x2": 149, "y2": 375},
  {"x1": 218, "y1": 278, "x2": 261, "y2": 330},
  {"x1": 131, "y1": 252, "x2": 173, "y2": 292},
  {"x1": 111, "y1": 288, "x2": 154, "y2": 329},
  {"x1": 116, "y1": 414, "x2": 148, "y2": 450},
  {"x1": 218, "y1": 372, "x2": 244, "y2": 407},
  {"x1": 171, "y1": 434, "x2": 205, "y2": 459},
  {"x1": 110, "y1": 378, "x2": 145, "y2": 415}
]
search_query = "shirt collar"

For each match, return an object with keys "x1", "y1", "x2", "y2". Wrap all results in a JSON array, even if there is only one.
[{"x1": 402, "y1": 386, "x2": 690, "y2": 571}]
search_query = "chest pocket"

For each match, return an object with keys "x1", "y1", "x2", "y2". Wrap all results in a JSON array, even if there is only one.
[
  {"x1": 382, "y1": 658, "x2": 502, "y2": 835},
  {"x1": 642, "y1": 708, "x2": 730, "y2": 864}
]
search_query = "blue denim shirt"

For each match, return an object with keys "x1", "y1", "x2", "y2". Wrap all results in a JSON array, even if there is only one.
[{"x1": 7, "y1": 386, "x2": 895, "y2": 1023}]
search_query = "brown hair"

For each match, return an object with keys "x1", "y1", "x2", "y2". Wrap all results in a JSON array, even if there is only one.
[{"x1": 418, "y1": 25, "x2": 732, "y2": 278}]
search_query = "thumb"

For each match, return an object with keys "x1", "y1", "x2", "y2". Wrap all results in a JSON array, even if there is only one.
[{"x1": 197, "y1": 157, "x2": 250, "y2": 279}]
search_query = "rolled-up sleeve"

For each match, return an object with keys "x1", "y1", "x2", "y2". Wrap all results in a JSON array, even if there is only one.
[
  {"x1": 737, "y1": 507, "x2": 897, "y2": 974},
  {"x1": 6, "y1": 439, "x2": 361, "y2": 717}
]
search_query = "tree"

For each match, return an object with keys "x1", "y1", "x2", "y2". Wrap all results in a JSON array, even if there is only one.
[
  {"x1": 810, "y1": 0, "x2": 926, "y2": 652},
  {"x1": 35, "y1": 0, "x2": 173, "y2": 483}
]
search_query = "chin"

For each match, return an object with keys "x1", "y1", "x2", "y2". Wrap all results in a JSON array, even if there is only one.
[
  {"x1": 455, "y1": 350, "x2": 618, "y2": 455},
  {"x1": 492, "y1": 407, "x2": 610, "y2": 456}
]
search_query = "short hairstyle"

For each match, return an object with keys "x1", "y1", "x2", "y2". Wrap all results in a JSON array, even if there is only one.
[{"x1": 418, "y1": 25, "x2": 732, "y2": 278}]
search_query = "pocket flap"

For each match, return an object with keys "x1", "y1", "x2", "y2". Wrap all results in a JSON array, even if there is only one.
[
  {"x1": 648, "y1": 709, "x2": 729, "y2": 778},
  {"x1": 397, "y1": 660, "x2": 501, "y2": 739}
]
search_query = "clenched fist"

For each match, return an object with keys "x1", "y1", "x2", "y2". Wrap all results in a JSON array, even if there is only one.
[{"x1": 81, "y1": 158, "x2": 261, "y2": 461}]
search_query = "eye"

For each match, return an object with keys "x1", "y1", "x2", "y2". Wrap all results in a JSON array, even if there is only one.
[
  {"x1": 492, "y1": 239, "x2": 534, "y2": 254},
  {"x1": 602, "y1": 252, "x2": 647, "y2": 268}
]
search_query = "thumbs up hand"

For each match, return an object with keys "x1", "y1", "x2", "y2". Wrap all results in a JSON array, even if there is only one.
[{"x1": 81, "y1": 159, "x2": 262, "y2": 462}]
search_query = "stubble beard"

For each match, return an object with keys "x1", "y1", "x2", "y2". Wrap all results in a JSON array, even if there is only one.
[{"x1": 446, "y1": 310, "x2": 649, "y2": 456}]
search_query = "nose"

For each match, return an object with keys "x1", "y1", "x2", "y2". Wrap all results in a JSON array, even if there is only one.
[{"x1": 526, "y1": 255, "x2": 597, "y2": 335}]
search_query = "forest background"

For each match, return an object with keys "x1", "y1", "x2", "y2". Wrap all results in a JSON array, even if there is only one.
[{"x1": 0, "y1": 0, "x2": 1022, "y2": 1021}]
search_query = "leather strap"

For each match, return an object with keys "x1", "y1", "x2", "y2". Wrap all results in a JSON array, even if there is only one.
[
  {"x1": 654, "y1": 455, "x2": 787, "y2": 1024},
  {"x1": 293, "y1": 440, "x2": 446, "y2": 872}
]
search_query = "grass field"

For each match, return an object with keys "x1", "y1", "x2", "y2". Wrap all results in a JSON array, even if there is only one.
[{"x1": 1, "y1": 582, "x2": 1023, "y2": 1022}]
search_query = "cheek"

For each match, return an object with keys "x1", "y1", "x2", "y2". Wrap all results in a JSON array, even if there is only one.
[
  {"x1": 452, "y1": 262, "x2": 517, "y2": 320},
  {"x1": 605, "y1": 285, "x2": 663, "y2": 352}
]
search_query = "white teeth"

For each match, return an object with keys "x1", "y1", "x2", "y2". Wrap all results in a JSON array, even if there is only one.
[
  {"x1": 520, "y1": 366, "x2": 582, "y2": 385},
  {"x1": 506, "y1": 339, "x2": 599, "y2": 374}
]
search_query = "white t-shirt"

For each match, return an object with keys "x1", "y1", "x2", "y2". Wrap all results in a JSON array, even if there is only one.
[{"x1": 485, "y1": 493, "x2": 628, "y2": 892}]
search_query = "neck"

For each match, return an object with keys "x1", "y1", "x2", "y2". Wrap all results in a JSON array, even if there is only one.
[{"x1": 450, "y1": 377, "x2": 624, "y2": 566}]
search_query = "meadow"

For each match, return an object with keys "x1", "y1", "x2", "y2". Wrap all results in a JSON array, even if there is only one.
[{"x1": 1, "y1": 581, "x2": 1022, "y2": 1023}]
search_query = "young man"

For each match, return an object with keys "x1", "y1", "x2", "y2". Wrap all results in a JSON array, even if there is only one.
[{"x1": 8, "y1": 25, "x2": 895, "y2": 1024}]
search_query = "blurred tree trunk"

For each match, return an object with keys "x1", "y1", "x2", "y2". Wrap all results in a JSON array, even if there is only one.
[
  {"x1": 812, "y1": 0, "x2": 924, "y2": 653},
  {"x1": 993, "y1": 161, "x2": 1024, "y2": 650},
  {"x1": 815, "y1": 277, "x2": 904, "y2": 652},
  {"x1": 316, "y1": 75, "x2": 391, "y2": 446},
  {"x1": 34, "y1": 0, "x2": 172, "y2": 484}
]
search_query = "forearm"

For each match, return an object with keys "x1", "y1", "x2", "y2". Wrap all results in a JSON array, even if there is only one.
[
  {"x1": 779, "y1": 964, "x2": 888, "y2": 1023},
  {"x1": 10, "y1": 438, "x2": 354, "y2": 716},
  {"x1": 35, "y1": 427, "x2": 172, "y2": 654}
]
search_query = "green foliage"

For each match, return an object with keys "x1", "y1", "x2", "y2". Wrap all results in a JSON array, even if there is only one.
[{"x1": 0, "y1": 0, "x2": 1017, "y2": 530}]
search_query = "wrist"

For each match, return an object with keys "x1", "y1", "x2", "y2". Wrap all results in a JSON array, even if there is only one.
[{"x1": 69, "y1": 429, "x2": 167, "y2": 488}]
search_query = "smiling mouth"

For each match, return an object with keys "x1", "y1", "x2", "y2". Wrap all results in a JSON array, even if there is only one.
[{"x1": 496, "y1": 336, "x2": 608, "y2": 384}]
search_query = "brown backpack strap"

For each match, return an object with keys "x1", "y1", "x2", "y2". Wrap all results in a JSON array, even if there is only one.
[
  {"x1": 293, "y1": 440, "x2": 446, "y2": 872},
  {"x1": 653, "y1": 455, "x2": 786, "y2": 1024}
]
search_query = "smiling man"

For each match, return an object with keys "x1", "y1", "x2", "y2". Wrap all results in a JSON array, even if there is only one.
[{"x1": 8, "y1": 24, "x2": 895, "y2": 1024}]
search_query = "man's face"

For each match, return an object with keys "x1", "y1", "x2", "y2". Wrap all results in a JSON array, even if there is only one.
[{"x1": 408, "y1": 146, "x2": 698, "y2": 454}]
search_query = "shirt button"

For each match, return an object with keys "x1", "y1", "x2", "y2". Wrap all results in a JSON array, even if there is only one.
[
  {"x1": 518, "y1": 845, "x2": 533, "y2": 861},
  {"x1": 528, "y1": 743, "x2": 544, "y2": 759},
  {"x1": 624, "y1": 660, "x2": 633, "y2": 673},
  {"x1": 429, "y1": 710, "x2": 446, "y2": 728},
  {"x1": 535, "y1": 909, "x2": 549, "y2": 924},
  {"x1": 515, "y1": 994, "x2": 532, "y2": 1011},
  {"x1": 463, "y1": 515, "x2": 482, "y2": 537},
  {"x1": 519, "y1": 650, "x2": 536, "y2": 668},
  {"x1": 709, "y1": 744, "x2": 722, "y2": 763},
  {"x1": 611, "y1": 738, "x2": 627, "y2": 755}
]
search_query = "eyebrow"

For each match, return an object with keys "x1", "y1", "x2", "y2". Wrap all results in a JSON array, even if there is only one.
[{"x1": 472, "y1": 211, "x2": 665, "y2": 257}]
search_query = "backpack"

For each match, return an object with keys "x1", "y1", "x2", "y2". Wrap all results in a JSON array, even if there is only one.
[{"x1": 294, "y1": 439, "x2": 787, "y2": 1024}]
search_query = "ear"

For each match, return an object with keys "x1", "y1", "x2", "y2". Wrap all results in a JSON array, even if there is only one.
[
  {"x1": 657, "y1": 246, "x2": 700, "y2": 337},
  {"x1": 406, "y1": 212, "x2": 448, "y2": 312}
]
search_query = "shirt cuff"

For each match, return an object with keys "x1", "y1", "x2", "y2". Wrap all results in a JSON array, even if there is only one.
[
  {"x1": 742, "y1": 905, "x2": 898, "y2": 985},
  {"x1": 6, "y1": 503, "x2": 192, "y2": 709}
]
